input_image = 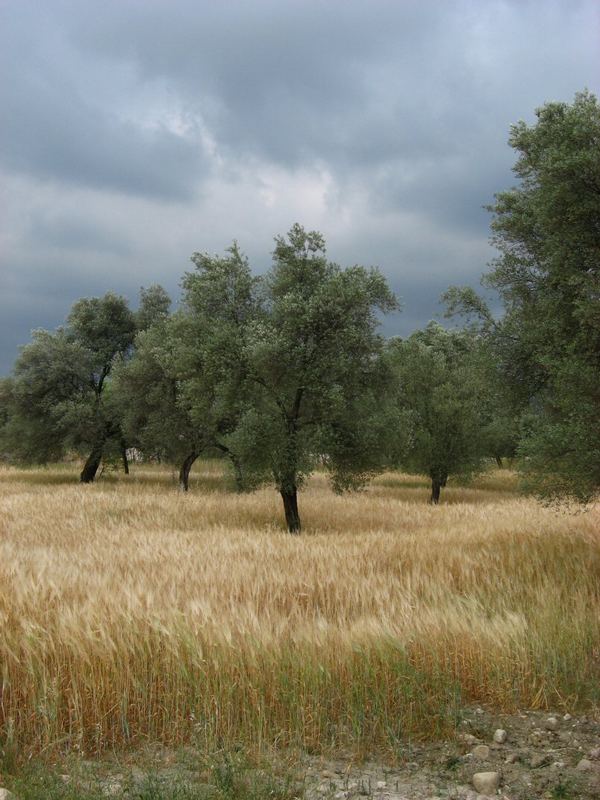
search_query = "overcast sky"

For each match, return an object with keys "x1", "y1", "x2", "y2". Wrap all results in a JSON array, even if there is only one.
[{"x1": 1, "y1": 0, "x2": 598, "y2": 374}]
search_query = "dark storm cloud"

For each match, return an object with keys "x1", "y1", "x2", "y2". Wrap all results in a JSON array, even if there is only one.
[
  {"x1": 1, "y1": 0, "x2": 599, "y2": 374},
  {"x1": 0, "y1": 2, "x2": 208, "y2": 200}
]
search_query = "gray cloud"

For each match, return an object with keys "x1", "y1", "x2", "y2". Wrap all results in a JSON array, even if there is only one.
[
  {"x1": 1, "y1": 0, "x2": 599, "y2": 374},
  {"x1": 0, "y1": 3, "x2": 209, "y2": 200}
]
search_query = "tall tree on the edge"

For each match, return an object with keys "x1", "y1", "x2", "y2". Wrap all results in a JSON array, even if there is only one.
[{"x1": 445, "y1": 91, "x2": 600, "y2": 502}]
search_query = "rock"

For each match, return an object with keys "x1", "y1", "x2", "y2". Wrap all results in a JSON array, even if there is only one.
[
  {"x1": 472, "y1": 772, "x2": 500, "y2": 794},
  {"x1": 472, "y1": 745, "x2": 491, "y2": 760},
  {"x1": 552, "y1": 761, "x2": 566, "y2": 769},
  {"x1": 493, "y1": 729, "x2": 507, "y2": 744},
  {"x1": 589, "y1": 746, "x2": 600, "y2": 760},
  {"x1": 459, "y1": 733, "x2": 479, "y2": 745},
  {"x1": 530, "y1": 753, "x2": 552, "y2": 768},
  {"x1": 0, "y1": 790, "x2": 16, "y2": 800},
  {"x1": 505, "y1": 753, "x2": 520, "y2": 764},
  {"x1": 576, "y1": 758, "x2": 593, "y2": 771},
  {"x1": 563, "y1": 713, "x2": 572, "y2": 721},
  {"x1": 376, "y1": 780, "x2": 387, "y2": 789},
  {"x1": 544, "y1": 716, "x2": 559, "y2": 731}
]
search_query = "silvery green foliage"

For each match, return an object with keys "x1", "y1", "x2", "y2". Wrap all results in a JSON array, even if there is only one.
[
  {"x1": 387, "y1": 322, "x2": 492, "y2": 501},
  {"x1": 446, "y1": 91, "x2": 600, "y2": 503},
  {"x1": 1, "y1": 293, "x2": 137, "y2": 475},
  {"x1": 222, "y1": 225, "x2": 399, "y2": 528}
]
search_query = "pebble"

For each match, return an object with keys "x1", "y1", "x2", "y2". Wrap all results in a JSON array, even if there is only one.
[
  {"x1": 472, "y1": 745, "x2": 490, "y2": 760},
  {"x1": 563, "y1": 713, "x2": 572, "y2": 721},
  {"x1": 493, "y1": 729, "x2": 507, "y2": 744},
  {"x1": 472, "y1": 772, "x2": 500, "y2": 794},
  {"x1": 576, "y1": 758, "x2": 593, "y2": 771},
  {"x1": 505, "y1": 752, "x2": 520, "y2": 763},
  {"x1": 544, "y1": 716, "x2": 559, "y2": 731},
  {"x1": 0, "y1": 790, "x2": 16, "y2": 800},
  {"x1": 589, "y1": 746, "x2": 600, "y2": 760},
  {"x1": 376, "y1": 780, "x2": 387, "y2": 789}
]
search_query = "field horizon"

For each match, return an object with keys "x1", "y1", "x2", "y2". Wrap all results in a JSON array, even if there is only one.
[{"x1": 1, "y1": 462, "x2": 599, "y2": 763}]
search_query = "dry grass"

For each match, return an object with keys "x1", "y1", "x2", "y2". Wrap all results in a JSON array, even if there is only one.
[{"x1": 0, "y1": 462, "x2": 599, "y2": 759}]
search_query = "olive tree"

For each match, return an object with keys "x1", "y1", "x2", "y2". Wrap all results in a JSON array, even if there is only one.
[
  {"x1": 388, "y1": 322, "x2": 491, "y2": 503},
  {"x1": 221, "y1": 224, "x2": 399, "y2": 532},
  {"x1": 2, "y1": 292, "x2": 137, "y2": 482},
  {"x1": 115, "y1": 247, "x2": 257, "y2": 491},
  {"x1": 445, "y1": 91, "x2": 600, "y2": 502}
]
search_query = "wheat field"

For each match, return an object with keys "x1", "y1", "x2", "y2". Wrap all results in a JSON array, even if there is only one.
[{"x1": 0, "y1": 463, "x2": 599, "y2": 759}]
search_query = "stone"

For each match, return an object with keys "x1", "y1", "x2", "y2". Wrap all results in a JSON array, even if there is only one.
[
  {"x1": 552, "y1": 761, "x2": 566, "y2": 769},
  {"x1": 472, "y1": 745, "x2": 491, "y2": 760},
  {"x1": 589, "y1": 746, "x2": 600, "y2": 760},
  {"x1": 544, "y1": 716, "x2": 559, "y2": 731},
  {"x1": 505, "y1": 753, "x2": 520, "y2": 764},
  {"x1": 576, "y1": 758, "x2": 593, "y2": 771},
  {"x1": 0, "y1": 790, "x2": 16, "y2": 800},
  {"x1": 472, "y1": 772, "x2": 500, "y2": 794},
  {"x1": 376, "y1": 780, "x2": 387, "y2": 789},
  {"x1": 493, "y1": 729, "x2": 507, "y2": 744},
  {"x1": 530, "y1": 753, "x2": 552, "y2": 768},
  {"x1": 563, "y1": 713, "x2": 572, "y2": 721},
  {"x1": 459, "y1": 733, "x2": 479, "y2": 745}
]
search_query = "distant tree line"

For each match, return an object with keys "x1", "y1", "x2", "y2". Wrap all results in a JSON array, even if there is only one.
[{"x1": 1, "y1": 91, "x2": 598, "y2": 530}]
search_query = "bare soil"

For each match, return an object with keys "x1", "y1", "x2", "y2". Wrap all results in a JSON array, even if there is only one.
[{"x1": 8, "y1": 707, "x2": 597, "y2": 800}]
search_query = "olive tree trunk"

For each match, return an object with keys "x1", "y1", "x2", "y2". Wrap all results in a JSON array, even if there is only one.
[
  {"x1": 121, "y1": 439, "x2": 130, "y2": 475},
  {"x1": 179, "y1": 452, "x2": 199, "y2": 492},
  {"x1": 80, "y1": 440, "x2": 104, "y2": 483},
  {"x1": 280, "y1": 486, "x2": 301, "y2": 533},
  {"x1": 429, "y1": 471, "x2": 448, "y2": 504},
  {"x1": 230, "y1": 454, "x2": 245, "y2": 492}
]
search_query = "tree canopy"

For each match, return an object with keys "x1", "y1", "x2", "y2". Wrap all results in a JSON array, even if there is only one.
[
  {"x1": 195, "y1": 225, "x2": 399, "y2": 531},
  {"x1": 2, "y1": 86, "x2": 598, "y2": 530},
  {"x1": 2, "y1": 293, "x2": 137, "y2": 482},
  {"x1": 387, "y1": 322, "x2": 492, "y2": 503},
  {"x1": 445, "y1": 91, "x2": 600, "y2": 503}
]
